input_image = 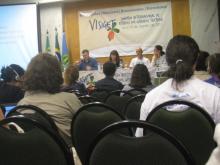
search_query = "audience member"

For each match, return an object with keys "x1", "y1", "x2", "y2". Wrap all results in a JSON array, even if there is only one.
[
  {"x1": 109, "y1": 50, "x2": 123, "y2": 67},
  {"x1": 136, "y1": 35, "x2": 220, "y2": 137},
  {"x1": 95, "y1": 62, "x2": 123, "y2": 91},
  {"x1": 206, "y1": 124, "x2": 220, "y2": 165},
  {"x1": 79, "y1": 49, "x2": 98, "y2": 71},
  {"x1": 195, "y1": 51, "x2": 210, "y2": 80},
  {"x1": 122, "y1": 64, "x2": 154, "y2": 92},
  {"x1": 206, "y1": 53, "x2": 220, "y2": 88},
  {"x1": 62, "y1": 65, "x2": 88, "y2": 95},
  {"x1": 18, "y1": 53, "x2": 82, "y2": 145},
  {"x1": 0, "y1": 64, "x2": 25, "y2": 104},
  {"x1": 129, "y1": 48, "x2": 151, "y2": 68},
  {"x1": 151, "y1": 45, "x2": 168, "y2": 72}
]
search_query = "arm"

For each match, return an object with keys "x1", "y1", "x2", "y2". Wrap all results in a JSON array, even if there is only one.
[
  {"x1": 129, "y1": 59, "x2": 134, "y2": 68},
  {"x1": 91, "y1": 59, "x2": 98, "y2": 70}
]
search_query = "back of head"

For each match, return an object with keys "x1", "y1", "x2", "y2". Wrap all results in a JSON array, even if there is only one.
[
  {"x1": 64, "y1": 65, "x2": 79, "y2": 86},
  {"x1": 166, "y1": 35, "x2": 199, "y2": 85},
  {"x1": 196, "y1": 51, "x2": 209, "y2": 71},
  {"x1": 103, "y1": 62, "x2": 116, "y2": 77},
  {"x1": 208, "y1": 53, "x2": 220, "y2": 79},
  {"x1": 1, "y1": 64, "x2": 25, "y2": 83},
  {"x1": 24, "y1": 53, "x2": 63, "y2": 94},
  {"x1": 130, "y1": 64, "x2": 152, "y2": 88}
]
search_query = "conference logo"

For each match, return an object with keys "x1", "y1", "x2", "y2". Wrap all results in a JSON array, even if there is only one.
[
  {"x1": 107, "y1": 22, "x2": 120, "y2": 41},
  {"x1": 89, "y1": 19, "x2": 120, "y2": 41}
]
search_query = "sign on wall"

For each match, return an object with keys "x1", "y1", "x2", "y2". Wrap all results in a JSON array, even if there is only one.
[{"x1": 79, "y1": 1, "x2": 173, "y2": 57}]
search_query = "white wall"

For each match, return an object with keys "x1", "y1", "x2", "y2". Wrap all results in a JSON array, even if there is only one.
[
  {"x1": 190, "y1": 0, "x2": 220, "y2": 54},
  {"x1": 40, "y1": 3, "x2": 63, "y2": 54}
]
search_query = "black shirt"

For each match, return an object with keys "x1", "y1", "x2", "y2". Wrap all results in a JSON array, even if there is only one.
[
  {"x1": 95, "y1": 77, "x2": 124, "y2": 92},
  {"x1": 0, "y1": 82, "x2": 24, "y2": 104}
]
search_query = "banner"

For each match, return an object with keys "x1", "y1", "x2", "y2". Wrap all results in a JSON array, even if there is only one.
[{"x1": 79, "y1": 1, "x2": 173, "y2": 57}]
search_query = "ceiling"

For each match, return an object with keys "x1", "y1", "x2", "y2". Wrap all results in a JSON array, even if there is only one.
[{"x1": 0, "y1": 0, "x2": 85, "y2": 5}]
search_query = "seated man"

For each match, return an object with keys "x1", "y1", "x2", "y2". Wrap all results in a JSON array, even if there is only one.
[
  {"x1": 95, "y1": 62, "x2": 123, "y2": 91},
  {"x1": 129, "y1": 48, "x2": 151, "y2": 68},
  {"x1": 79, "y1": 49, "x2": 98, "y2": 71}
]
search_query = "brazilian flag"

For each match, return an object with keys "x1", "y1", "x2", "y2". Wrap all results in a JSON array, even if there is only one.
[
  {"x1": 55, "y1": 28, "x2": 61, "y2": 62},
  {"x1": 45, "y1": 30, "x2": 51, "y2": 52},
  {"x1": 62, "y1": 32, "x2": 69, "y2": 68}
]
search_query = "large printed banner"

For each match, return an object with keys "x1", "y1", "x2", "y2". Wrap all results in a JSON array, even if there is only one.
[{"x1": 79, "y1": 1, "x2": 173, "y2": 57}]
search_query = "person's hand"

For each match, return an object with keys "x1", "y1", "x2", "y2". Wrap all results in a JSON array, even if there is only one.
[
  {"x1": 86, "y1": 66, "x2": 92, "y2": 71},
  {"x1": 75, "y1": 61, "x2": 80, "y2": 65}
]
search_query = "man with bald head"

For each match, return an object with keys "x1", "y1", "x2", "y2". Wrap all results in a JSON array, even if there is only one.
[{"x1": 129, "y1": 48, "x2": 151, "y2": 68}]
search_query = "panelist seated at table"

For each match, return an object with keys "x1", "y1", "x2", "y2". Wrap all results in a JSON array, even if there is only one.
[
  {"x1": 79, "y1": 49, "x2": 98, "y2": 71},
  {"x1": 109, "y1": 50, "x2": 124, "y2": 68},
  {"x1": 129, "y1": 48, "x2": 151, "y2": 69},
  {"x1": 95, "y1": 62, "x2": 124, "y2": 91},
  {"x1": 151, "y1": 45, "x2": 168, "y2": 72}
]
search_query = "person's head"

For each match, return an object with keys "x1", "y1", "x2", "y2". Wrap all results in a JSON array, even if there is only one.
[
  {"x1": 24, "y1": 53, "x2": 63, "y2": 94},
  {"x1": 166, "y1": 35, "x2": 200, "y2": 85},
  {"x1": 154, "y1": 45, "x2": 165, "y2": 56},
  {"x1": 109, "y1": 50, "x2": 120, "y2": 65},
  {"x1": 130, "y1": 64, "x2": 152, "y2": 88},
  {"x1": 1, "y1": 64, "x2": 25, "y2": 83},
  {"x1": 208, "y1": 53, "x2": 220, "y2": 79},
  {"x1": 82, "y1": 49, "x2": 90, "y2": 61},
  {"x1": 64, "y1": 65, "x2": 79, "y2": 86},
  {"x1": 103, "y1": 62, "x2": 117, "y2": 77},
  {"x1": 195, "y1": 51, "x2": 209, "y2": 71},
  {"x1": 136, "y1": 48, "x2": 143, "y2": 59}
]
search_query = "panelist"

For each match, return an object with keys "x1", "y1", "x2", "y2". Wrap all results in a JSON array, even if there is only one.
[
  {"x1": 79, "y1": 49, "x2": 98, "y2": 71},
  {"x1": 129, "y1": 48, "x2": 151, "y2": 68}
]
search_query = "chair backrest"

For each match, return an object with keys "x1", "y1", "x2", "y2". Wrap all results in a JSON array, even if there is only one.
[
  {"x1": 104, "y1": 90, "x2": 133, "y2": 115},
  {"x1": 146, "y1": 100, "x2": 216, "y2": 165},
  {"x1": 6, "y1": 105, "x2": 58, "y2": 133},
  {"x1": 90, "y1": 89, "x2": 110, "y2": 102},
  {"x1": 71, "y1": 102, "x2": 126, "y2": 164},
  {"x1": 125, "y1": 88, "x2": 147, "y2": 96},
  {"x1": 78, "y1": 95, "x2": 98, "y2": 104},
  {"x1": 0, "y1": 116, "x2": 74, "y2": 165},
  {"x1": 87, "y1": 120, "x2": 194, "y2": 165},
  {"x1": 123, "y1": 94, "x2": 145, "y2": 120}
]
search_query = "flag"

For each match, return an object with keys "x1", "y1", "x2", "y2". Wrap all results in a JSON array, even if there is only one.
[
  {"x1": 55, "y1": 28, "x2": 61, "y2": 62},
  {"x1": 62, "y1": 32, "x2": 69, "y2": 68},
  {"x1": 45, "y1": 30, "x2": 51, "y2": 52}
]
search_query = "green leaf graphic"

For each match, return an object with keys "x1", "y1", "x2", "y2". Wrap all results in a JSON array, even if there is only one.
[{"x1": 113, "y1": 28, "x2": 120, "y2": 33}]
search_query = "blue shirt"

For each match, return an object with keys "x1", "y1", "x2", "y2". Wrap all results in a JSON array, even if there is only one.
[
  {"x1": 79, "y1": 58, "x2": 98, "y2": 71},
  {"x1": 206, "y1": 76, "x2": 220, "y2": 88}
]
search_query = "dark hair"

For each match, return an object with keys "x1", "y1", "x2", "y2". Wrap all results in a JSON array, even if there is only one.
[
  {"x1": 130, "y1": 64, "x2": 152, "y2": 88},
  {"x1": 24, "y1": 53, "x2": 63, "y2": 94},
  {"x1": 166, "y1": 35, "x2": 199, "y2": 85},
  {"x1": 82, "y1": 49, "x2": 89, "y2": 54},
  {"x1": 103, "y1": 62, "x2": 116, "y2": 77},
  {"x1": 195, "y1": 51, "x2": 209, "y2": 71},
  {"x1": 1, "y1": 64, "x2": 25, "y2": 82},
  {"x1": 208, "y1": 53, "x2": 220, "y2": 79},
  {"x1": 109, "y1": 50, "x2": 120, "y2": 67},
  {"x1": 64, "y1": 65, "x2": 79, "y2": 86},
  {"x1": 155, "y1": 45, "x2": 165, "y2": 56}
]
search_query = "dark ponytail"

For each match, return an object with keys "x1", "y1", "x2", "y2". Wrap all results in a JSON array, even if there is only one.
[{"x1": 166, "y1": 35, "x2": 199, "y2": 85}]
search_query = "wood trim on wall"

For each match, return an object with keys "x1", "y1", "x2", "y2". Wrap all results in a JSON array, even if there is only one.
[{"x1": 64, "y1": 0, "x2": 191, "y2": 64}]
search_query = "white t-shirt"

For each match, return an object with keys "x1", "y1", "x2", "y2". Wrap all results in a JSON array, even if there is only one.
[
  {"x1": 136, "y1": 76, "x2": 220, "y2": 137},
  {"x1": 129, "y1": 57, "x2": 151, "y2": 68}
]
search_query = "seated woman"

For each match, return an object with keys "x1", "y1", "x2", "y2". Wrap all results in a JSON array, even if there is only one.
[
  {"x1": 0, "y1": 64, "x2": 25, "y2": 104},
  {"x1": 151, "y1": 45, "x2": 168, "y2": 73},
  {"x1": 18, "y1": 53, "x2": 82, "y2": 145},
  {"x1": 136, "y1": 35, "x2": 220, "y2": 137},
  {"x1": 206, "y1": 53, "x2": 220, "y2": 88},
  {"x1": 194, "y1": 51, "x2": 210, "y2": 80},
  {"x1": 122, "y1": 64, "x2": 154, "y2": 93},
  {"x1": 109, "y1": 50, "x2": 123, "y2": 68},
  {"x1": 62, "y1": 65, "x2": 88, "y2": 95}
]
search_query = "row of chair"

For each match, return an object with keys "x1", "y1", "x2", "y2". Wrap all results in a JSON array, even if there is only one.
[{"x1": 0, "y1": 97, "x2": 216, "y2": 165}]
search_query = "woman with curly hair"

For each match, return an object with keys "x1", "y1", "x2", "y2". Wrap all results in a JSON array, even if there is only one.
[{"x1": 18, "y1": 53, "x2": 82, "y2": 145}]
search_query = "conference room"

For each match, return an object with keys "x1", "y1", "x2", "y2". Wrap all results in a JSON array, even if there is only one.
[{"x1": 0, "y1": 0, "x2": 220, "y2": 164}]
